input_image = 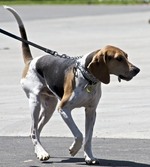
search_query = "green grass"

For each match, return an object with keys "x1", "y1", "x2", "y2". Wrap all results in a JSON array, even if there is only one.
[{"x1": 0, "y1": 0, "x2": 149, "y2": 5}]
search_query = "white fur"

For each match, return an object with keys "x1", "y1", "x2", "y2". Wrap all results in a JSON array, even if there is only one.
[{"x1": 21, "y1": 55, "x2": 101, "y2": 163}]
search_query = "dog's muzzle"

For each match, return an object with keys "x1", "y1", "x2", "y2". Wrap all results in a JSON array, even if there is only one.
[{"x1": 118, "y1": 66, "x2": 140, "y2": 82}]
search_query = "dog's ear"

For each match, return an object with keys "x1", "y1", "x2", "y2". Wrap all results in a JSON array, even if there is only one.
[{"x1": 87, "y1": 50, "x2": 110, "y2": 84}]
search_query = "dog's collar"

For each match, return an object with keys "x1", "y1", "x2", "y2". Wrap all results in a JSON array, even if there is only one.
[{"x1": 76, "y1": 62, "x2": 99, "y2": 85}]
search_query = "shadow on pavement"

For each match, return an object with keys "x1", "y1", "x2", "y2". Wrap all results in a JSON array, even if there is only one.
[{"x1": 43, "y1": 157, "x2": 150, "y2": 166}]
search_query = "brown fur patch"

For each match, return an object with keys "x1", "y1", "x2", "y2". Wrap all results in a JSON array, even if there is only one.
[
  {"x1": 19, "y1": 26, "x2": 33, "y2": 64},
  {"x1": 58, "y1": 68, "x2": 75, "y2": 110},
  {"x1": 22, "y1": 61, "x2": 31, "y2": 78}
]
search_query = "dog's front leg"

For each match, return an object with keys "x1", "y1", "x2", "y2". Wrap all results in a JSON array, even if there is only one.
[
  {"x1": 84, "y1": 107, "x2": 100, "y2": 165},
  {"x1": 60, "y1": 109, "x2": 83, "y2": 156}
]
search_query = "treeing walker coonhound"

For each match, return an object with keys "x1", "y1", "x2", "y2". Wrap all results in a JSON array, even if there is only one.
[{"x1": 5, "y1": 6, "x2": 140, "y2": 165}]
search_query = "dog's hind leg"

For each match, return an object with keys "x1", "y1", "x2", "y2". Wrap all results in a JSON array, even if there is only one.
[
  {"x1": 29, "y1": 92, "x2": 50, "y2": 161},
  {"x1": 38, "y1": 93, "x2": 58, "y2": 134}
]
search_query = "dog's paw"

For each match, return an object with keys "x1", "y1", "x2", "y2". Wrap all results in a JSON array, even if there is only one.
[
  {"x1": 35, "y1": 146, "x2": 50, "y2": 161},
  {"x1": 85, "y1": 153, "x2": 100, "y2": 165},
  {"x1": 85, "y1": 158, "x2": 100, "y2": 165},
  {"x1": 69, "y1": 139, "x2": 82, "y2": 156},
  {"x1": 69, "y1": 136, "x2": 83, "y2": 156},
  {"x1": 37, "y1": 152, "x2": 50, "y2": 161}
]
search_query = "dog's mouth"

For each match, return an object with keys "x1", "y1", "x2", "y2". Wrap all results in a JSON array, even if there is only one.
[
  {"x1": 118, "y1": 75, "x2": 132, "y2": 82},
  {"x1": 118, "y1": 67, "x2": 140, "y2": 82}
]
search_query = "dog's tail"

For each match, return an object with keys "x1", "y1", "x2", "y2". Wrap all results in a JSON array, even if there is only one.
[{"x1": 4, "y1": 6, "x2": 33, "y2": 64}]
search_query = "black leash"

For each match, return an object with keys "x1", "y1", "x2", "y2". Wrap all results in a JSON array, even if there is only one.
[
  {"x1": 0, "y1": 28, "x2": 57, "y2": 55},
  {"x1": 0, "y1": 28, "x2": 83, "y2": 60}
]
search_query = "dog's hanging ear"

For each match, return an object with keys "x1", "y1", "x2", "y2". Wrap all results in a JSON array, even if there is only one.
[{"x1": 87, "y1": 50, "x2": 110, "y2": 84}]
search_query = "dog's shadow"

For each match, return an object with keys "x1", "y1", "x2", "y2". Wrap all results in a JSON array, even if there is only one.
[{"x1": 43, "y1": 157, "x2": 150, "y2": 166}]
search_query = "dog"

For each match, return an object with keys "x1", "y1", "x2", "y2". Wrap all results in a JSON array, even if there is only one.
[{"x1": 5, "y1": 6, "x2": 140, "y2": 165}]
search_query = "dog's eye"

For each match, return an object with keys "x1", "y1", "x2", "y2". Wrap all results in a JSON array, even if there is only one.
[
  {"x1": 116, "y1": 56, "x2": 123, "y2": 62},
  {"x1": 106, "y1": 55, "x2": 112, "y2": 62}
]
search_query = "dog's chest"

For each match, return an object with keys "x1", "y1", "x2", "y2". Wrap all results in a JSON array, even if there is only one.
[{"x1": 66, "y1": 73, "x2": 101, "y2": 108}]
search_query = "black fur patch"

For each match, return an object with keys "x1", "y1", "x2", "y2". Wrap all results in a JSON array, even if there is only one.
[{"x1": 36, "y1": 55, "x2": 76, "y2": 98}]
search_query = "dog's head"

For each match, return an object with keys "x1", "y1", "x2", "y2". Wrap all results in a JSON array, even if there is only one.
[{"x1": 87, "y1": 45, "x2": 140, "y2": 84}]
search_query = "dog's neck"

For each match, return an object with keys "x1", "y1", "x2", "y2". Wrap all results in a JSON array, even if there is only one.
[{"x1": 76, "y1": 54, "x2": 99, "y2": 85}]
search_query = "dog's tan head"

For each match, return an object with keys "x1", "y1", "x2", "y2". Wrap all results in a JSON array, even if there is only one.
[{"x1": 87, "y1": 45, "x2": 140, "y2": 84}]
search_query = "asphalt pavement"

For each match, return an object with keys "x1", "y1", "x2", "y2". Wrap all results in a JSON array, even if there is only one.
[
  {"x1": 1, "y1": 137, "x2": 150, "y2": 167},
  {"x1": 0, "y1": 4, "x2": 150, "y2": 167}
]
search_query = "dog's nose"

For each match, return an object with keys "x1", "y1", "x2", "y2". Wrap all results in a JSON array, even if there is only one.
[{"x1": 133, "y1": 67, "x2": 140, "y2": 76}]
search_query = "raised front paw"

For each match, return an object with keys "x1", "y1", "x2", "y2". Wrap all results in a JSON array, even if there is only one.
[{"x1": 69, "y1": 138, "x2": 83, "y2": 156}]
